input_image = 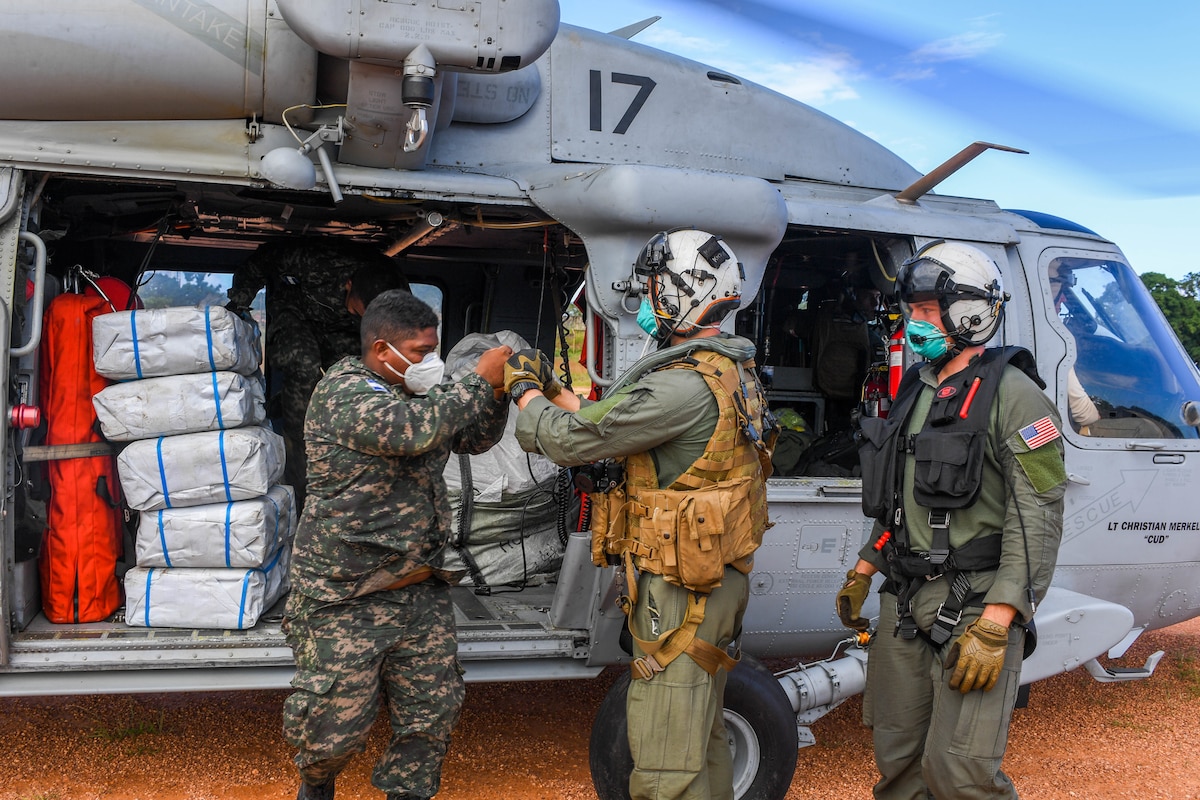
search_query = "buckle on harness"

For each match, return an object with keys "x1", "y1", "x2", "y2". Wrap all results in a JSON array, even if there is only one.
[
  {"x1": 929, "y1": 604, "x2": 961, "y2": 645},
  {"x1": 631, "y1": 654, "x2": 665, "y2": 680},
  {"x1": 927, "y1": 511, "x2": 950, "y2": 565},
  {"x1": 930, "y1": 571, "x2": 974, "y2": 645}
]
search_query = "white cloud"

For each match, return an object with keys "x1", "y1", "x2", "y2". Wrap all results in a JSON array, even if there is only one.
[
  {"x1": 891, "y1": 66, "x2": 937, "y2": 83},
  {"x1": 640, "y1": 26, "x2": 730, "y2": 56},
  {"x1": 909, "y1": 31, "x2": 1003, "y2": 64},
  {"x1": 635, "y1": 22, "x2": 863, "y2": 106},
  {"x1": 741, "y1": 54, "x2": 861, "y2": 105}
]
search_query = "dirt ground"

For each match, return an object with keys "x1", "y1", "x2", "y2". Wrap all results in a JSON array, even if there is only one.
[{"x1": 2, "y1": 617, "x2": 1199, "y2": 800}]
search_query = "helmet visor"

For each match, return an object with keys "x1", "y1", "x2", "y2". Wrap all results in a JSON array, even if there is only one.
[
  {"x1": 896, "y1": 254, "x2": 991, "y2": 316},
  {"x1": 896, "y1": 255, "x2": 955, "y2": 316}
]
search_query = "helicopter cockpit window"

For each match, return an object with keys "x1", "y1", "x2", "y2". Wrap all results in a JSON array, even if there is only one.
[{"x1": 1048, "y1": 257, "x2": 1200, "y2": 439}]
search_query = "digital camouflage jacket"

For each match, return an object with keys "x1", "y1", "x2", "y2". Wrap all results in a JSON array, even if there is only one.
[{"x1": 288, "y1": 356, "x2": 508, "y2": 603}]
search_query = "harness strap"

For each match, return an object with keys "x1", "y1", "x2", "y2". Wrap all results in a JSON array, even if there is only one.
[
  {"x1": 929, "y1": 571, "x2": 975, "y2": 645},
  {"x1": 629, "y1": 593, "x2": 738, "y2": 679},
  {"x1": 885, "y1": 533, "x2": 1004, "y2": 579},
  {"x1": 928, "y1": 510, "x2": 951, "y2": 565},
  {"x1": 884, "y1": 533, "x2": 1001, "y2": 642},
  {"x1": 610, "y1": 536, "x2": 655, "y2": 559},
  {"x1": 618, "y1": 549, "x2": 639, "y2": 615}
]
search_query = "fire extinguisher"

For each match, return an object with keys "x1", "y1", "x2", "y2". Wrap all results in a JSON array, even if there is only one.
[
  {"x1": 861, "y1": 366, "x2": 889, "y2": 417},
  {"x1": 887, "y1": 322, "x2": 906, "y2": 400}
]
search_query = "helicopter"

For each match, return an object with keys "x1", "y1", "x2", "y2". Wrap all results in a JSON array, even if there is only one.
[{"x1": 1, "y1": 3, "x2": 1198, "y2": 800}]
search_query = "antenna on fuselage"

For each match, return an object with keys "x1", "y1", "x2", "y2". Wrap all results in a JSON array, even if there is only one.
[
  {"x1": 609, "y1": 17, "x2": 662, "y2": 39},
  {"x1": 895, "y1": 141, "x2": 1028, "y2": 204}
]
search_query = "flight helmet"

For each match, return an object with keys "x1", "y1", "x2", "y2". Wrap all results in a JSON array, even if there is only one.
[
  {"x1": 896, "y1": 240, "x2": 1008, "y2": 349},
  {"x1": 634, "y1": 228, "x2": 744, "y2": 339}
]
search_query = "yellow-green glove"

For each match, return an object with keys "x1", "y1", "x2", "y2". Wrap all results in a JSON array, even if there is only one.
[
  {"x1": 504, "y1": 349, "x2": 561, "y2": 400},
  {"x1": 946, "y1": 617, "x2": 1009, "y2": 693},
  {"x1": 835, "y1": 570, "x2": 872, "y2": 632}
]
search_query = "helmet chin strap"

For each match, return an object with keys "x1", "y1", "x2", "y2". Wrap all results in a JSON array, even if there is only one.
[{"x1": 933, "y1": 340, "x2": 964, "y2": 370}]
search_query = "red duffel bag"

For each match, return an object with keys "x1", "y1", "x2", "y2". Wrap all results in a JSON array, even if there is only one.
[{"x1": 38, "y1": 292, "x2": 124, "y2": 623}]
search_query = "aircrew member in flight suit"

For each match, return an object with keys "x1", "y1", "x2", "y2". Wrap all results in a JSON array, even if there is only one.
[
  {"x1": 1048, "y1": 264, "x2": 1102, "y2": 433},
  {"x1": 507, "y1": 229, "x2": 777, "y2": 800},
  {"x1": 837, "y1": 241, "x2": 1067, "y2": 799}
]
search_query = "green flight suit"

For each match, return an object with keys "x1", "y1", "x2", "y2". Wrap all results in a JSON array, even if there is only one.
[
  {"x1": 515, "y1": 334, "x2": 763, "y2": 800},
  {"x1": 858, "y1": 360, "x2": 1067, "y2": 800}
]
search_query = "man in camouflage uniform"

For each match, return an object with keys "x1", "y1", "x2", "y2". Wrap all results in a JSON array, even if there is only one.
[
  {"x1": 281, "y1": 289, "x2": 511, "y2": 800},
  {"x1": 227, "y1": 238, "x2": 407, "y2": 507}
]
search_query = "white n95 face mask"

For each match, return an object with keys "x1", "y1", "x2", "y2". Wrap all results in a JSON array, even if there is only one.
[{"x1": 384, "y1": 342, "x2": 445, "y2": 395}]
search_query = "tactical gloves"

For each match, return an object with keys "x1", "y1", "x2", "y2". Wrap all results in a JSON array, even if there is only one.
[
  {"x1": 835, "y1": 570, "x2": 872, "y2": 632},
  {"x1": 503, "y1": 349, "x2": 561, "y2": 401},
  {"x1": 946, "y1": 617, "x2": 1010, "y2": 693}
]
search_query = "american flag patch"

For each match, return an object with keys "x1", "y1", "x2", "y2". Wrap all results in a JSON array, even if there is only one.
[{"x1": 1019, "y1": 416, "x2": 1060, "y2": 449}]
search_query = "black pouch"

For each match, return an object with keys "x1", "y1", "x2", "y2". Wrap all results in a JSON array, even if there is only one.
[
  {"x1": 857, "y1": 415, "x2": 901, "y2": 520},
  {"x1": 911, "y1": 429, "x2": 986, "y2": 508}
]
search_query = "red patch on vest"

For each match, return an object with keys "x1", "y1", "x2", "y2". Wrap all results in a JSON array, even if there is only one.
[{"x1": 936, "y1": 386, "x2": 958, "y2": 399}]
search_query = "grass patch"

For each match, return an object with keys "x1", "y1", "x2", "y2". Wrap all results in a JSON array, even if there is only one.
[
  {"x1": 1174, "y1": 648, "x2": 1200, "y2": 698},
  {"x1": 19, "y1": 793, "x2": 62, "y2": 800},
  {"x1": 90, "y1": 702, "x2": 166, "y2": 754},
  {"x1": 1107, "y1": 714, "x2": 1149, "y2": 731}
]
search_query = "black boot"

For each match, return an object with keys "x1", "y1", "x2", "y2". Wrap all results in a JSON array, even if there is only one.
[{"x1": 296, "y1": 779, "x2": 335, "y2": 800}]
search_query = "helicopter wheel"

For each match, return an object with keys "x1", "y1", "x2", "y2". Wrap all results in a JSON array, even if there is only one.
[{"x1": 589, "y1": 654, "x2": 799, "y2": 800}]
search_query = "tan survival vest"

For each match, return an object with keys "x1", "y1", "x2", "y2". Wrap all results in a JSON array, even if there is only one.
[{"x1": 589, "y1": 349, "x2": 775, "y2": 679}]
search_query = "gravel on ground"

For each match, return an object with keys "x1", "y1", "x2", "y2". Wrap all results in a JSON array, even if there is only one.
[{"x1": 2, "y1": 617, "x2": 1198, "y2": 800}]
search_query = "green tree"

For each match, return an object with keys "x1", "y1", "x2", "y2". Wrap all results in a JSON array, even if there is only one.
[
  {"x1": 1141, "y1": 271, "x2": 1200, "y2": 365},
  {"x1": 137, "y1": 271, "x2": 227, "y2": 310}
]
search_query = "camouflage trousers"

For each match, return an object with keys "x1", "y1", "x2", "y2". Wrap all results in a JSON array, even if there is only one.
[
  {"x1": 282, "y1": 580, "x2": 464, "y2": 798},
  {"x1": 266, "y1": 309, "x2": 358, "y2": 507},
  {"x1": 626, "y1": 568, "x2": 749, "y2": 800}
]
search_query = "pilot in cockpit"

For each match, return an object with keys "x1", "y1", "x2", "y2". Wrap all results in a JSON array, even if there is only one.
[{"x1": 1049, "y1": 265, "x2": 1101, "y2": 435}]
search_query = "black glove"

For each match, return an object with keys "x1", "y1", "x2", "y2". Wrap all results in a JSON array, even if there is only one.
[
  {"x1": 835, "y1": 570, "x2": 872, "y2": 632},
  {"x1": 504, "y1": 349, "x2": 561, "y2": 400},
  {"x1": 945, "y1": 617, "x2": 1009, "y2": 693}
]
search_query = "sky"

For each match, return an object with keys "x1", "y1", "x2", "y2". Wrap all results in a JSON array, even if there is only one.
[{"x1": 557, "y1": 0, "x2": 1200, "y2": 281}]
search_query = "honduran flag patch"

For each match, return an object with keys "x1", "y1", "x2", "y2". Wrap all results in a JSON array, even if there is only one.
[{"x1": 1019, "y1": 416, "x2": 1060, "y2": 449}]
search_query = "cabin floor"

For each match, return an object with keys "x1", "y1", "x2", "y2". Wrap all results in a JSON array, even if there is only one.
[{"x1": 2, "y1": 582, "x2": 589, "y2": 683}]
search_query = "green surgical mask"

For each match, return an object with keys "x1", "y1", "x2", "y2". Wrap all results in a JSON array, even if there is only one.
[
  {"x1": 637, "y1": 297, "x2": 662, "y2": 338},
  {"x1": 905, "y1": 318, "x2": 951, "y2": 360}
]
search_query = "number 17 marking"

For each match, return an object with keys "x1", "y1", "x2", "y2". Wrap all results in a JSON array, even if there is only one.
[{"x1": 589, "y1": 70, "x2": 656, "y2": 135}]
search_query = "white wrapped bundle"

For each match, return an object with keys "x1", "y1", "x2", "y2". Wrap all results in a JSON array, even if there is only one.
[
  {"x1": 442, "y1": 422, "x2": 558, "y2": 501},
  {"x1": 442, "y1": 330, "x2": 558, "y2": 501},
  {"x1": 93, "y1": 305, "x2": 261, "y2": 380},
  {"x1": 124, "y1": 546, "x2": 290, "y2": 629},
  {"x1": 441, "y1": 524, "x2": 564, "y2": 587},
  {"x1": 135, "y1": 484, "x2": 296, "y2": 569},
  {"x1": 93, "y1": 371, "x2": 266, "y2": 441},
  {"x1": 444, "y1": 482, "x2": 565, "y2": 586},
  {"x1": 117, "y1": 426, "x2": 285, "y2": 511}
]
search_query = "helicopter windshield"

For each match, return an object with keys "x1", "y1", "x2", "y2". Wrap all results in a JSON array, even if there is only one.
[{"x1": 1049, "y1": 257, "x2": 1200, "y2": 440}]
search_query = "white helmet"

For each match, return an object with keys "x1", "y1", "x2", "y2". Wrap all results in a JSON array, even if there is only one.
[
  {"x1": 635, "y1": 228, "x2": 743, "y2": 339},
  {"x1": 896, "y1": 240, "x2": 1008, "y2": 347}
]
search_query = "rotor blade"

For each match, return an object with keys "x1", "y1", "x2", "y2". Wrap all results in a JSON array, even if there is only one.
[{"x1": 610, "y1": 16, "x2": 662, "y2": 40}]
